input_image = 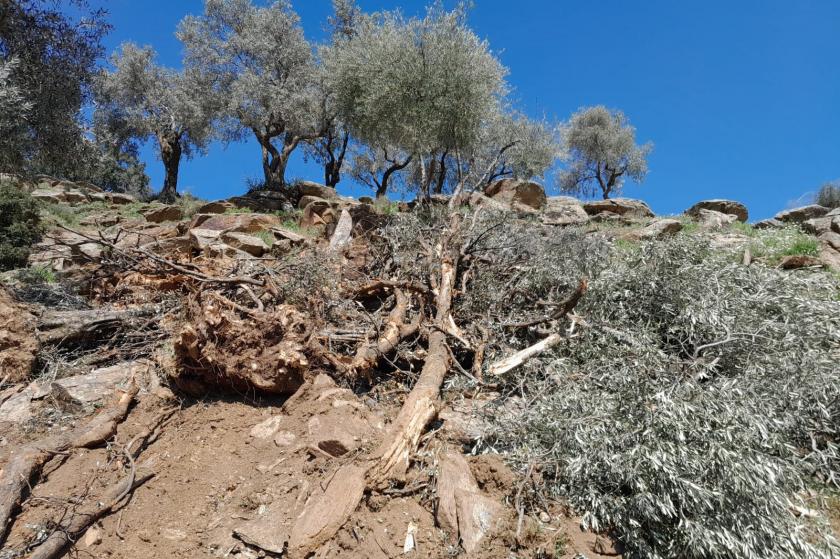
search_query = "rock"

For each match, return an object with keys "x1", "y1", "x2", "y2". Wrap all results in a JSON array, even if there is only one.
[
  {"x1": 229, "y1": 189, "x2": 295, "y2": 213},
  {"x1": 484, "y1": 179, "x2": 547, "y2": 210},
  {"x1": 83, "y1": 526, "x2": 103, "y2": 547},
  {"x1": 193, "y1": 213, "x2": 281, "y2": 233},
  {"x1": 802, "y1": 216, "x2": 834, "y2": 236},
  {"x1": 298, "y1": 194, "x2": 328, "y2": 210},
  {"x1": 271, "y1": 227, "x2": 307, "y2": 245},
  {"x1": 686, "y1": 199, "x2": 748, "y2": 222},
  {"x1": 454, "y1": 488, "x2": 505, "y2": 553},
  {"x1": 302, "y1": 199, "x2": 338, "y2": 227},
  {"x1": 779, "y1": 254, "x2": 823, "y2": 269},
  {"x1": 29, "y1": 188, "x2": 65, "y2": 204},
  {"x1": 358, "y1": 196, "x2": 375, "y2": 205},
  {"x1": 590, "y1": 212, "x2": 631, "y2": 225},
  {"x1": 755, "y1": 218, "x2": 785, "y2": 229},
  {"x1": 546, "y1": 195, "x2": 583, "y2": 208},
  {"x1": 220, "y1": 231, "x2": 269, "y2": 257},
  {"x1": 107, "y1": 192, "x2": 136, "y2": 205},
  {"x1": 774, "y1": 204, "x2": 830, "y2": 223},
  {"x1": 819, "y1": 231, "x2": 840, "y2": 251},
  {"x1": 79, "y1": 212, "x2": 121, "y2": 228},
  {"x1": 141, "y1": 236, "x2": 192, "y2": 256},
  {"x1": 0, "y1": 361, "x2": 152, "y2": 423},
  {"x1": 250, "y1": 416, "x2": 284, "y2": 439},
  {"x1": 143, "y1": 205, "x2": 183, "y2": 223},
  {"x1": 833, "y1": 216, "x2": 840, "y2": 234},
  {"x1": 63, "y1": 189, "x2": 89, "y2": 204},
  {"x1": 542, "y1": 203, "x2": 589, "y2": 226},
  {"x1": 468, "y1": 191, "x2": 509, "y2": 212},
  {"x1": 75, "y1": 242, "x2": 104, "y2": 262},
  {"x1": 583, "y1": 198, "x2": 655, "y2": 218},
  {"x1": 329, "y1": 209, "x2": 353, "y2": 250},
  {"x1": 695, "y1": 209, "x2": 738, "y2": 229},
  {"x1": 189, "y1": 228, "x2": 223, "y2": 251},
  {"x1": 0, "y1": 287, "x2": 38, "y2": 383},
  {"x1": 638, "y1": 218, "x2": 683, "y2": 239},
  {"x1": 196, "y1": 200, "x2": 234, "y2": 214},
  {"x1": 298, "y1": 181, "x2": 338, "y2": 200}
]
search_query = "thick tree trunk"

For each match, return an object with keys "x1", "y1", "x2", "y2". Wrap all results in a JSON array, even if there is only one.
[
  {"x1": 158, "y1": 134, "x2": 182, "y2": 204},
  {"x1": 324, "y1": 130, "x2": 349, "y2": 188}
]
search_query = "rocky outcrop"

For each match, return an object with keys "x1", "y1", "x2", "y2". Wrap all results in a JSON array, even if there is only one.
[
  {"x1": 484, "y1": 179, "x2": 547, "y2": 210},
  {"x1": 774, "y1": 205, "x2": 830, "y2": 224},
  {"x1": 695, "y1": 209, "x2": 738, "y2": 229},
  {"x1": 583, "y1": 198, "x2": 654, "y2": 218},
  {"x1": 220, "y1": 232, "x2": 270, "y2": 257},
  {"x1": 298, "y1": 181, "x2": 338, "y2": 200},
  {"x1": 685, "y1": 199, "x2": 748, "y2": 222},
  {"x1": 637, "y1": 218, "x2": 683, "y2": 240},
  {"x1": 542, "y1": 197, "x2": 589, "y2": 226},
  {"x1": 143, "y1": 205, "x2": 183, "y2": 223},
  {"x1": 779, "y1": 254, "x2": 824, "y2": 270},
  {"x1": 196, "y1": 201, "x2": 234, "y2": 214}
]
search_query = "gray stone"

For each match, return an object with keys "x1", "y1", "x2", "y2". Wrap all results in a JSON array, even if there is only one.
[
  {"x1": 220, "y1": 231, "x2": 270, "y2": 257},
  {"x1": 685, "y1": 199, "x2": 748, "y2": 222},
  {"x1": 774, "y1": 204, "x2": 830, "y2": 223},
  {"x1": 583, "y1": 198, "x2": 655, "y2": 218},
  {"x1": 485, "y1": 179, "x2": 547, "y2": 210},
  {"x1": 695, "y1": 209, "x2": 738, "y2": 229},
  {"x1": 329, "y1": 209, "x2": 353, "y2": 250}
]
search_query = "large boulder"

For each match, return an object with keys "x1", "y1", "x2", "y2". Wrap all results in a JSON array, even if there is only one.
[
  {"x1": 220, "y1": 231, "x2": 270, "y2": 257},
  {"x1": 542, "y1": 202, "x2": 589, "y2": 227},
  {"x1": 755, "y1": 218, "x2": 785, "y2": 230},
  {"x1": 685, "y1": 199, "x2": 748, "y2": 222},
  {"x1": 196, "y1": 200, "x2": 234, "y2": 214},
  {"x1": 695, "y1": 209, "x2": 738, "y2": 229},
  {"x1": 143, "y1": 204, "x2": 183, "y2": 223},
  {"x1": 29, "y1": 188, "x2": 66, "y2": 205},
  {"x1": 191, "y1": 213, "x2": 281, "y2": 233},
  {"x1": 774, "y1": 204, "x2": 830, "y2": 224},
  {"x1": 583, "y1": 198, "x2": 655, "y2": 218},
  {"x1": 484, "y1": 179, "x2": 547, "y2": 210},
  {"x1": 229, "y1": 189, "x2": 295, "y2": 213},
  {"x1": 802, "y1": 216, "x2": 835, "y2": 236},
  {"x1": 302, "y1": 199, "x2": 338, "y2": 228},
  {"x1": 819, "y1": 231, "x2": 840, "y2": 251},
  {"x1": 107, "y1": 192, "x2": 136, "y2": 205},
  {"x1": 298, "y1": 181, "x2": 338, "y2": 200},
  {"x1": 298, "y1": 194, "x2": 328, "y2": 210},
  {"x1": 637, "y1": 218, "x2": 683, "y2": 239}
]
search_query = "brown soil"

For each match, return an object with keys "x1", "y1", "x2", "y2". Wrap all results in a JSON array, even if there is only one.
[{"x1": 0, "y1": 286, "x2": 38, "y2": 383}]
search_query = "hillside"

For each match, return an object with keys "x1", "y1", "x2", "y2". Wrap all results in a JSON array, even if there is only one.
[{"x1": 1, "y1": 175, "x2": 839, "y2": 559}]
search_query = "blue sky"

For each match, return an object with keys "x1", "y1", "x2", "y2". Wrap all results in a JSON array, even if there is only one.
[{"x1": 85, "y1": 0, "x2": 839, "y2": 220}]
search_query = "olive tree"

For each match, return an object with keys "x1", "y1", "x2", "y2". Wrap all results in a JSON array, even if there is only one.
[
  {"x1": 0, "y1": 58, "x2": 31, "y2": 171},
  {"x1": 178, "y1": 0, "x2": 322, "y2": 190},
  {"x1": 0, "y1": 0, "x2": 109, "y2": 175},
  {"x1": 97, "y1": 43, "x2": 215, "y2": 202},
  {"x1": 558, "y1": 105, "x2": 652, "y2": 199},
  {"x1": 324, "y1": 3, "x2": 509, "y2": 199}
]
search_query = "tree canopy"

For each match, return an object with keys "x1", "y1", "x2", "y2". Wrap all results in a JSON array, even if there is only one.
[
  {"x1": 558, "y1": 105, "x2": 652, "y2": 199},
  {"x1": 97, "y1": 43, "x2": 216, "y2": 201}
]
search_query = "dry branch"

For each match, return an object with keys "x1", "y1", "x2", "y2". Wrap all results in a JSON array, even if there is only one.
[
  {"x1": 0, "y1": 384, "x2": 138, "y2": 547},
  {"x1": 37, "y1": 307, "x2": 157, "y2": 346}
]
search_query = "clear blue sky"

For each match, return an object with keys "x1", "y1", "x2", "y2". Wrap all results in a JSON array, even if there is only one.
[{"x1": 85, "y1": 0, "x2": 839, "y2": 220}]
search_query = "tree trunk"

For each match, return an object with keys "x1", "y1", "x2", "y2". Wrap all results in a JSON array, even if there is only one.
[
  {"x1": 324, "y1": 130, "x2": 349, "y2": 188},
  {"x1": 158, "y1": 134, "x2": 182, "y2": 204},
  {"x1": 376, "y1": 154, "x2": 413, "y2": 199}
]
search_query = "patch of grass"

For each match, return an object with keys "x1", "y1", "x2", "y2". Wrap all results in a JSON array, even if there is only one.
[
  {"x1": 730, "y1": 221, "x2": 757, "y2": 237},
  {"x1": 174, "y1": 193, "x2": 205, "y2": 219},
  {"x1": 748, "y1": 227, "x2": 821, "y2": 265},
  {"x1": 224, "y1": 206, "x2": 253, "y2": 214},
  {"x1": 781, "y1": 236, "x2": 819, "y2": 257},
  {"x1": 254, "y1": 230, "x2": 274, "y2": 247},
  {"x1": 40, "y1": 202, "x2": 83, "y2": 228},
  {"x1": 20, "y1": 264, "x2": 56, "y2": 284}
]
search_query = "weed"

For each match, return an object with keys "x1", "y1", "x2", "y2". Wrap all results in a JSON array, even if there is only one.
[
  {"x1": 20, "y1": 264, "x2": 56, "y2": 284},
  {"x1": 254, "y1": 230, "x2": 274, "y2": 247}
]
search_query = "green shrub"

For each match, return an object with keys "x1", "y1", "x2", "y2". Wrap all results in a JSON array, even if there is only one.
[
  {"x1": 815, "y1": 181, "x2": 840, "y2": 209},
  {"x1": 0, "y1": 181, "x2": 42, "y2": 270},
  {"x1": 486, "y1": 235, "x2": 840, "y2": 559}
]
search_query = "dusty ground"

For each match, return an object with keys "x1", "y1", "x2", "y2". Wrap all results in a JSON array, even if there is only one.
[{"x1": 0, "y1": 371, "x2": 617, "y2": 558}]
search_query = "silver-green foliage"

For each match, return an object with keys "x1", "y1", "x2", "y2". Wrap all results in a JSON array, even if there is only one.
[
  {"x1": 178, "y1": 0, "x2": 318, "y2": 187},
  {"x1": 0, "y1": 58, "x2": 31, "y2": 171},
  {"x1": 486, "y1": 234, "x2": 840, "y2": 558},
  {"x1": 559, "y1": 105, "x2": 653, "y2": 199},
  {"x1": 816, "y1": 180, "x2": 840, "y2": 209}
]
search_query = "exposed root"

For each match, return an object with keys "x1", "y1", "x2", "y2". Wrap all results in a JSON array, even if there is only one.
[{"x1": 0, "y1": 383, "x2": 138, "y2": 547}]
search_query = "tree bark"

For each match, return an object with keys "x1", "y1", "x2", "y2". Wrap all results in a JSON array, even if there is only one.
[
  {"x1": 376, "y1": 154, "x2": 413, "y2": 199},
  {"x1": 157, "y1": 133, "x2": 182, "y2": 204},
  {"x1": 324, "y1": 129, "x2": 349, "y2": 188}
]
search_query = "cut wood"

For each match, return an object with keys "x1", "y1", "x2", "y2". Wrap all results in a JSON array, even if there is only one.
[
  {"x1": 0, "y1": 383, "x2": 138, "y2": 547},
  {"x1": 37, "y1": 307, "x2": 156, "y2": 346},
  {"x1": 486, "y1": 333, "x2": 563, "y2": 377}
]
